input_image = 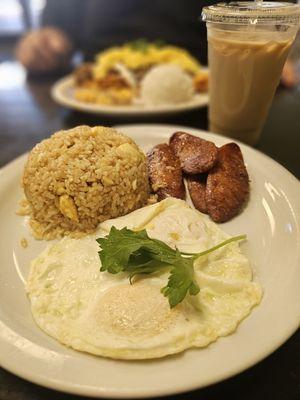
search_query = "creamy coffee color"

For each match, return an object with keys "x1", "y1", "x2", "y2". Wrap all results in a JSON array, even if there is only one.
[
  {"x1": 202, "y1": 2, "x2": 300, "y2": 145},
  {"x1": 208, "y1": 30, "x2": 293, "y2": 144}
]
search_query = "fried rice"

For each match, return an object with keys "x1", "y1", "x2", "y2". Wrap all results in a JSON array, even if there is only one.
[{"x1": 22, "y1": 125, "x2": 150, "y2": 239}]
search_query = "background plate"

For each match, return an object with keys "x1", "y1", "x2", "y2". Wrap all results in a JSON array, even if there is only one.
[
  {"x1": 51, "y1": 76, "x2": 209, "y2": 116},
  {"x1": 0, "y1": 125, "x2": 299, "y2": 398}
]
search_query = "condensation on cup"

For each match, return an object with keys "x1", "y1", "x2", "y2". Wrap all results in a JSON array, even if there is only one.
[{"x1": 202, "y1": 2, "x2": 300, "y2": 146}]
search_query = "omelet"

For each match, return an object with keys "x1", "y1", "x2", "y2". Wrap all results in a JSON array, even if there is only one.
[{"x1": 26, "y1": 198, "x2": 262, "y2": 360}]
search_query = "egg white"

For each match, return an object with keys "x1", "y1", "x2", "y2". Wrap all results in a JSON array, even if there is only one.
[{"x1": 27, "y1": 198, "x2": 262, "y2": 359}]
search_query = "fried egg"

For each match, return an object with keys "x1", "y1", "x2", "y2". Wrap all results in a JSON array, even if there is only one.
[{"x1": 26, "y1": 198, "x2": 262, "y2": 359}]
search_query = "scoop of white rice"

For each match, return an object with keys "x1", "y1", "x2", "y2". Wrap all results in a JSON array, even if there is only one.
[{"x1": 140, "y1": 64, "x2": 195, "y2": 106}]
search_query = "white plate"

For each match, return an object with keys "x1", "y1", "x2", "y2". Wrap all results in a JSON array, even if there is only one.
[
  {"x1": 0, "y1": 125, "x2": 299, "y2": 398},
  {"x1": 51, "y1": 75, "x2": 209, "y2": 116}
]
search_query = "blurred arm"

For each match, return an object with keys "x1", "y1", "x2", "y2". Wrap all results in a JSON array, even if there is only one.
[{"x1": 281, "y1": 31, "x2": 300, "y2": 88}]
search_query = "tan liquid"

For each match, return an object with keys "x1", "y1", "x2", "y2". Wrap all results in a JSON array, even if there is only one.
[{"x1": 208, "y1": 30, "x2": 293, "y2": 145}]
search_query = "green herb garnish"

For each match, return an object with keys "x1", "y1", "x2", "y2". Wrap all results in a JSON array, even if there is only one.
[
  {"x1": 153, "y1": 39, "x2": 166, "y2": 48},
  {"x1": 97, "y1": 227, "x2": 246, "y2": 308},
  {"x1": 127, "y1": 38, "x2": 150, "y2": 52}
]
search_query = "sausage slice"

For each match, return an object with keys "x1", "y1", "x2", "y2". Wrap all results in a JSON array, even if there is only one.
[
  {"x1": 206, "y1": 143, "x2": 249, "y2": 222},
  {"x1": 147, "y1": 144, "x2": 185, "y2": 200},
  {"x1": 187, "y1": 174, "x2": 208, "y2": 214},
  {"x1": 169, "y1": 131, "x2": 218, "y2": 174}
]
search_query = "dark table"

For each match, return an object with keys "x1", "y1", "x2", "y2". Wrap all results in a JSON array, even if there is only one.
[{"x1": 0, "y1": 56, "x2": 299, "y2": 400}]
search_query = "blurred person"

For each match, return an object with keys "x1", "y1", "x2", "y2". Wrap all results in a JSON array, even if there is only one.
[{"x1": 16, "y1": 0, "x2": 216, "y2": 74}]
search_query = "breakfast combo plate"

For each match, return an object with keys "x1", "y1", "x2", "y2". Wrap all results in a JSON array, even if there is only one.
[
  {"x1": 52, "y1": 41, "x2": 209, "y2": 116},
  {"x1": 51, "y1": 75, "x2": 209, "y2": 117},
  {"x1": 0, "y1": 124, "x2": 299, "y2": 398}
]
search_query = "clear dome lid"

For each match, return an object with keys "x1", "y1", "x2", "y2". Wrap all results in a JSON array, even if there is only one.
[{"x1": 202, "y1": 2, "x2": 300, "y2": 25}]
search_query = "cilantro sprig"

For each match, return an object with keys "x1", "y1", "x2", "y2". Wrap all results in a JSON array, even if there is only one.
[{"x1": 97, "y1": 227, "x2": 246, "y2": 308}]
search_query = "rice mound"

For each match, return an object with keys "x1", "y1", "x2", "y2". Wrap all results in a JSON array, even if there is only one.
[
  {"x1": 22, "y1": 125, "x2": 150, "y2": 239},
  {"x1": 140, "y1": 64, "x2": 195, "y2": 106}
]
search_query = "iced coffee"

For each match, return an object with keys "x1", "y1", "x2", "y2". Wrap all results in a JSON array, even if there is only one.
[{"x1": 202, "y1": 2, "x2": 300, "y2": 145}]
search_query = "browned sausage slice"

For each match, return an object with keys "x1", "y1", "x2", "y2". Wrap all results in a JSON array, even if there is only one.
[
  {"x1": 147, "y1": 144, "x2": 185, "y2": 200},
  {"x1": 169, "y1": 131, "x2": 218, "y2": 174},
  {"x1": 187, "y1": 174, "x2": 208, "y2": 214},
  {"x1": 206, "y1": 143, "x2": 249, "y2": 223}
]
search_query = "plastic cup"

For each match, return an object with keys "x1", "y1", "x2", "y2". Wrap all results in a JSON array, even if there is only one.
[{"x1": 202, "y1": 2, "x2": 300, "y2": 145}]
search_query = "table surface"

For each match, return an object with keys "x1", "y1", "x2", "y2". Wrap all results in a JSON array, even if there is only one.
[{"x1": 0, "y1": 50, "x2": 299, "y2": 400}]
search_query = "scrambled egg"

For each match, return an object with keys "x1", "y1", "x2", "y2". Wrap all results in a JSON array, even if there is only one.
[
  {"x1": 75, "y1": 87, "x2": 135, "y2": 105},
  {"x1": 93, "y1": 44, "x2": 202, "y2": 80},
  {"x1": 26, "y1": 198, "x2": 262, "y2": 360}
]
